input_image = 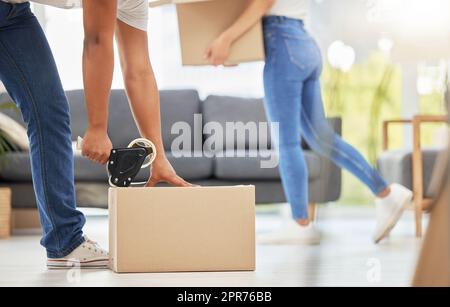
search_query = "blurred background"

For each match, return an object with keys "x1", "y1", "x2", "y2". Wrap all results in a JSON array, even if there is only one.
[{"x1": 31, "y1": 0, "x2": 450, "y2": 205}]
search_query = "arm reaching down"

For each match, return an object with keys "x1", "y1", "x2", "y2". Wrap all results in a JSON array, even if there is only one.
[
  {"x1": 81, "y1": 1, "x2": 191, "y2": 187},
  {"x1": 205, "y1": 0, "x2": 275, "y2": 66},
  {"x1": 81, "y1": 0, "x2": 116, "y2": 164},
  {"x1": 115, "y1": 20, "x2": 193, "y2": 187}
]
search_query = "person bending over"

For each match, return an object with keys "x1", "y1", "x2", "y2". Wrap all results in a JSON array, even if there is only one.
[{"x1": 0, "y1": 0, "x2": 192, "y2": 269}]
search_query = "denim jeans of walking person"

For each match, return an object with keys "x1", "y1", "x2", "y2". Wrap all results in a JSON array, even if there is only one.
[
  {"x1": 263, "y1": 16, "x2": 389, "y2": 220},
  {"x1": 0, "y1": 2, "x2": 85, "y2": 257}
]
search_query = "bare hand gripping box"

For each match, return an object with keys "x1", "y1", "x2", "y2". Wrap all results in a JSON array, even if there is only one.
[{"x1": 109, "y1": 186, "x2": 255, "y2": 273}]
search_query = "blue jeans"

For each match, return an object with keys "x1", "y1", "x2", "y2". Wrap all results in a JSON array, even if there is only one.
[
  {"x1": 263, "y1": 16, "x2": 388, "y2": 220},
  {"x1": 0, "y1": 2, "x2": 85, "y2": 257}
]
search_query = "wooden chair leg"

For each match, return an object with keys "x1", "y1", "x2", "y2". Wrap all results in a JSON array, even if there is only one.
[
  {"x1": 415, "y1": 198, "x2": 423, "y2": 237},
  {"x1": 412, "y1": 117, "x2": 424, "y2": 238},
  {"x1": 308, "y1": 203, "x2": 316, "y2": 223}
]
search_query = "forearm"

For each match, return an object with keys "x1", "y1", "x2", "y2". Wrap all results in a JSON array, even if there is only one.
[
  {"x1": 82, "y1": 39, "x2": 114, "y2": 131},
  {"x1": 123, "y1": 70, "x2": 166, "y2": 157},
  {"x1": 82, "y1": 0, "x2": 117, "y2": 131},
  {"x1": 220, "y1": 0, "x2": 275, "y2": 44},
  {"x1": 116, "y1": 20, "x2": 167, "y2": 158}
]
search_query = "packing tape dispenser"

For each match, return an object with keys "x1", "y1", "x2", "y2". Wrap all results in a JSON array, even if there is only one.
[{"x1": 77, "y1": 136, "x2": 157, "y2": 187}]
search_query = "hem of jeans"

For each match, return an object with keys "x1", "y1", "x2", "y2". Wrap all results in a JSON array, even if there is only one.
[
  {"x1": 372, "y1": 182, "x2": 390, "y2": 197},
  {"x1": 47, "y1": 236, "x2": 85, "y2": 259},
  {"x1": 292, "y1": 211, "x2": 309, "y2": 221}
]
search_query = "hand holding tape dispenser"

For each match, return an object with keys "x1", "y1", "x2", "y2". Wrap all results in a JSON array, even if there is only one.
[{"x1": 77, "y1": 137, "x2": 157, "y2": 187}]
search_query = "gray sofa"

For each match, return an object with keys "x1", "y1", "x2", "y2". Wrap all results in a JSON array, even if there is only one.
[{"x1": 0, "y1": 89, "x2": 342, "y2": 209}]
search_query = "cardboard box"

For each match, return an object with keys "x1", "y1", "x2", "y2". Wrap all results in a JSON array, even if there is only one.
[
  {"x1": 0, "y1": 188, "x2": 11, "y2": 239},
  {"x1": 12, "y1": 209, "x2": 41, "y2": 232},
  {"x1": 109, "y1": 186, "x2": 255, "y2": 273},
  {"x1": 149, "y1": 0, "x2": 265, "y2": 66}
]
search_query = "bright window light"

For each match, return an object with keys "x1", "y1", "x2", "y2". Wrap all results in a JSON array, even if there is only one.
[
  {"x1": 367, "y1": 0, "x2": 450, "y2": 36},
  {"x1": 327, "y1": 41, "x2": 356, "y2": 72}
]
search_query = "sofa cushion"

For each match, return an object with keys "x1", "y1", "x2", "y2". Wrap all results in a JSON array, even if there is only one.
[
  {"x1": 0, "y1": 93, "x2": 27, "y2": 127},
  {"x1": 2, "y1": 90, "x2": 144, "y2": 148},
  {"x1": 0, "y1": 152, "x2": 109, "y2": 182},
  {"x1": 65, "y1": 90, "x2": 88, "y2": 142},
  {"x1": 67, "y1": 90, "x2": 141, "y2": 147},
  {"x1": 76, "y1": 151, "x2": 214, "y2": 182},
  {"x1": 377, "y1": 148, "x2": 443, "y2": 198},
  {"x1": 202, "y1": 96, "x2": 342, "y2": 152},
  {"x1": 164, "y1": 151, "x2": 214, "y2": 180},
  {"x1": 159, "y1": 90, "x2": 202, "y2": 151},
  {"x1": 0, "y1": 152, "x2": 31, "y2": 181},
  {"x1": 213, "y1": 150, "x2": 321, "y2": 180},
  {"x1": 0, "y1": 112, "x2": 29, "y2": 151},
  {"x1": 0, "y1": 151, "x2": 213, "y2": 182},
  {"x1": 66, "y1": 89, "x2": 202, "y2": 149},
  {"x1": 202, "y1": 95, "x2": 272, "y2": 151}
]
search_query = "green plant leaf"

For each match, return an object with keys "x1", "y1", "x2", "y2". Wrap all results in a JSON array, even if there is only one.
[
  {"x1": 0, "y1": 101, "x2": 20, "y2": 157},
  {"x1": 0, "y1": 101, "x2": 17, "y2": 110},
  {"x1": 0, "y1": 109, "x2": 19, "y2": 157}
]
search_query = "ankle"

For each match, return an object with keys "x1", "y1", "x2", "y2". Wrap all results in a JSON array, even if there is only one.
[
  {"x1": 378, "y1": 186, "x2": 391, "y2": 199},
  {"x1": 296, "y1": 219, "x2": 311, "y2": 227}
]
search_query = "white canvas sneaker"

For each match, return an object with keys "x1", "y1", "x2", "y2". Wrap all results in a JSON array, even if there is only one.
[
  {"x1": 47, "y1": 236, "x2": 109, "y2": 269},
  {"x1": 258, "y1": 221, "x2": 321, "y2": 245},
  {"x1": 295, "y1": 223, "x2": 322, "y2": 245},
  {"x1": 373, "y1": 184, "x2": 413, "y2": 244}
]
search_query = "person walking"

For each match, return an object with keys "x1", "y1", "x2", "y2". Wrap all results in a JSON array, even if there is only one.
[{"x1": 205, "y1": 0, "x2": 413, "y2": 244}]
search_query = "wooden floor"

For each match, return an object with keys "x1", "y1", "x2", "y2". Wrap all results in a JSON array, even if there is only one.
[{"x1": 0, "y1": 204, "x2": 423, "y2": 287}]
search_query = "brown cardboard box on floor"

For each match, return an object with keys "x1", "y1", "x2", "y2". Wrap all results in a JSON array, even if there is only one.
[
  {"x1": 0, "y1": 188, "x2": 12, "y2": 239},
  {"x1": 149, "y1": 0, "x2": 265, "y2": 66},
  {"x1": 109, "y1": 186, "x2": 255, "y2": 273}
]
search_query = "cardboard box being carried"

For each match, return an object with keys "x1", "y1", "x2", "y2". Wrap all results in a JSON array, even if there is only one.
[
  {"x1": 109, "y1": 186, "x2": 255, "y2": 273},
  {"x1": 149, "y1": 0, "x2": 265, "y2": 66}
]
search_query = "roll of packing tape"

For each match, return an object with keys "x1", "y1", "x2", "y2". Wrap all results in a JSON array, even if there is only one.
[{"x1": 127, "y1": 138, "x2": 157, "y2": 169}]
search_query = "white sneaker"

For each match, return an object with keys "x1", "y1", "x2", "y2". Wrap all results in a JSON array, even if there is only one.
[
  {"x1": 258, "y1": 222, "x2": 321, "y2": 245},
  {"x1": 373, "y1": 184, "x2": 413, "y2": 244},
  {"x1": 47, "y1": 236, "x2": 109, "y2": 269},
  {"x1": 295, "y1": 223, "x2": 322, "y2": 245}
]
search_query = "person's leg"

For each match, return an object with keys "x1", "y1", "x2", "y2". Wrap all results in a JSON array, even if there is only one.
[
  {"x1": 300, "y1": 71, "x2": 414, "y2": 244},
  {"x1": 300, "y1": 70, "x2": 389, "y2": 197},
  {"x1": 263, "y1": 21, "x2": 309, "y2": 221},
  {"x1": 0, "y1": 3, "x2": 85, "y2": 258},
  {"x1": 264, "y1": 76, "x2": 309, "y2": 221}
]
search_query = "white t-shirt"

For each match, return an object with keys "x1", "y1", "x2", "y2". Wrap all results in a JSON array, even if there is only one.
[
  {"x1": 267, "y1": 0, "x2": 309, "y2": 20},
  {"x1": 1, "y1": 0, "x2": 149, "y2": 31}
]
